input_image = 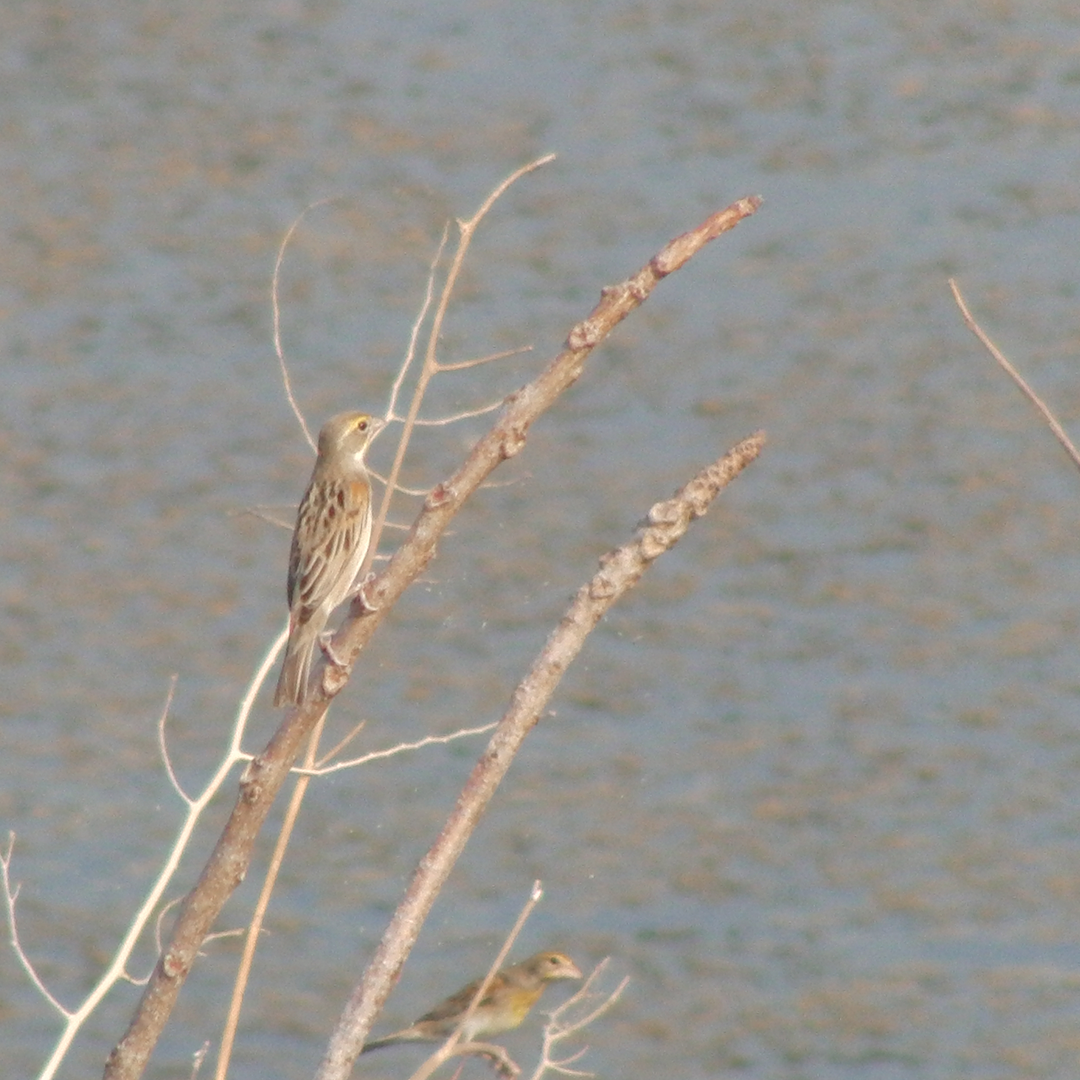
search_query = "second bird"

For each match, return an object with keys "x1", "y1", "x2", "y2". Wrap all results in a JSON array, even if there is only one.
[
  {"x1": 274, "y1": 411, "x2": 385, "y2": 707},
  {"x1": 362, "y1": 951, "x2": 583, "y2": 1053}
]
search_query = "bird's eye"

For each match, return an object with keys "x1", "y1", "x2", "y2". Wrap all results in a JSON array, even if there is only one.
[{"x1": 357, "y1": 419, "x2": 368, "y2": 432}]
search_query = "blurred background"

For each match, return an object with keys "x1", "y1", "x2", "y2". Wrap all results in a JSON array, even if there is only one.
[{"x1": 4, "y1": 2, "x2": 1080, "y2": 1078}]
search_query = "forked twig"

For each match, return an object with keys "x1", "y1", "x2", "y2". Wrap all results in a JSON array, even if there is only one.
[
  {"x1": 528, "y1": 959, "x2": 629, "y2": 1080},
  {"x1": 2, "y1": 833, "x2": 69, "y2": 1015},
  {"x1": 372, "y1": 155, "x2": 558, "y2": 565},
  {"x1": 296, "y1": 723, "x2": 499, "y2": 777},
  {"x1": 6, "y1": 642, "x2": 275, "y2": 1080}
]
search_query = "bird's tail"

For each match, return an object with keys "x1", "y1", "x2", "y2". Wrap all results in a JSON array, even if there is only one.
[
  {"x1": 360, "y1": 1032, "x2": 429, "y2": 1054},
  {"x1": 273, "y1": 618, "x2": 320, "y2": 706}
]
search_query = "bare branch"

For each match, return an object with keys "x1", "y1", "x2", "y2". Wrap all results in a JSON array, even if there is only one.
[
  {"x1": 273, "y1": 199, "x2": 338, "y2": 451},
  {"x1": 296, "y1": 723, "x2": 498, "y2": 777},
  {"x1": 366, "y1": 475, "x2": 430, "y2": 499},
  {"x1": 102, "y1": 183, "x2": 761, "y2": 1080},
  {"x1": 449, "y1": 883, "x2": 544, "y2": 1053},
  {"x1": 313, "y1": 718, "x2": 368, "y2": 768},
  {"x1": 149, "y1": 898, "x2": 185, "y2": 979},
  {"x1": 22, "y1": 634, "x2": 280, "y2": 1080},
  {"x1": 950, "y1": 278, "x2": 1080, "y2": 471},
  {"x1": 410, "y1": 401, "x2": 505, "y2": 425},
  {"x1": 315, "y1": 430, "x2": 765, "y2": 1080},
  {"x1": 156, "y1": 677, "x2": 188, "y2": 804},
  {"x1": 2, "y1": 833, "x2": 71, "y2": 1016},
  {"x1": 387, "y1": 223, "x2": 451, "y2": 421},
  {"x1": 372, "y1": 155, "x2": 559, "y2": 569},
  {"x1": 188, "y1": 1042, "x2": 210, "y2": 1080},
  {"x1": 233, "y1": 505, "x2": 295, "y2": 530},
  {"x1": 437, "y1": 346, "x2": 534, "y2": 373}
]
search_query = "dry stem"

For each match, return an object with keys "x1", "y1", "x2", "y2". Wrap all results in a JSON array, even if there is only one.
[{"x1": 949, "y1": 278, "x2": 1080, "y2": 471}]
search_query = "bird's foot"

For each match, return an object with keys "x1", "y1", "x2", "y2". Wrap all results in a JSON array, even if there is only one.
[
  {"x1": 317, "y1": 631, "x2": 347, "y2": 669},
  {"x1": 349, "y1": 572, "x2": 380, "y2": 613}
]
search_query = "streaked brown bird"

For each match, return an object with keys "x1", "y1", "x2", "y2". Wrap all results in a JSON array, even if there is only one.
[
  {"x1": 362, "y1": 951, "x2": 583, "y2": 1052},
  {"x1": 274, "y1": 411, "x2": 385, "y2": 707}
]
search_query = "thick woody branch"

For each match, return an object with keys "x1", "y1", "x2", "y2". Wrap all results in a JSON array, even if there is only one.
[
  {"x1": 102, "y1": 193, "x2": 761, "y2": 1080},
  {"x1": 315, "y1": 432, "x2": 765, "y2": 1080},
  {"x1": 331, "y1": 196, "x2": 762, "y2": 667}
]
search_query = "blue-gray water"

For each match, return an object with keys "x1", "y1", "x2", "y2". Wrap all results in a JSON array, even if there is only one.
[{"x1": 5, "y1": 2, "x2": 1080, "y2": 1078}]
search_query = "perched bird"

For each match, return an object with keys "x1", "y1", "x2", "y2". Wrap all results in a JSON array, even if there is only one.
[
  {"x1": 362, "y1": 951, "x2": 583, "y2": 1053},
  {"x1": 274, "y1": 411, "x2": 386, "y2": 707}
]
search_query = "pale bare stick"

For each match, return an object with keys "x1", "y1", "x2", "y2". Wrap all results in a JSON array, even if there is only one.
[
  {"x1": 295, "y1": 723, "x2": 499, "y2": 777},
  {"x1": 233, "y1": 506, "x2": 295, "y2": 530},
  {"x1": 2, "y1": 833, "x2": 69, "y2": 1014},
  {"x1": 316, "y1": 431, "x2": 765, "y2": 1080},
  {"x1": 155, "y1": 676, "x2": 186, "y2": 802},
  {"x1": 950, "y1": 278, "x2": 1080, "y2": 471},
  {"x1": 228, "y1": 721, "x2": 495, "y2": 777},
  {"x1": 150, "y1": 898, "x2": 185, "y2": 973},
  {"x1": 387, "y1": 223, "x2": 451, "y2": 422},
  {"x1": 188, "y1": 1042, "x2": 210, "y2": 1080},
  {"x1": 448, "y1": 882, "x2": 544, "y2": 1050},
  {"x1": 438, "y1": 345, "x2": 534, "y2": 373},
  {"x1": 410, "y1": 401, "x2": 506, "y2": 425},
  {"x1": 363, "y1": 470, "x2": 428, "y2": 498},
  {"x1": 273, "y1": 198, "x2": 338, "y2": 451},
  {"x1": 313, "y1": 718, "x2": 368, "y2": 768}
]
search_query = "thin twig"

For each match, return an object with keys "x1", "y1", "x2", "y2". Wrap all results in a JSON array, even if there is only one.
[
  {"x1": 410, "y1": 401, "x2": 506, "y2": 425},
  {"x1": 387, "y1": 223, "x2": 451, "y2": 421},
  {"x1": 438, "y1": 346, "x2": 534, "y2": 373},
  {"x1": 950, "y1": 278, "x2": 1080, "y2": 471},
  {"x1": 2, "y1": 834, "x2": 70, "y2": 1015},
  {"x1": 373, "y1": 155, "x2": 557, "y2": 566},
  {"x1": 156, "y1": 677, "x2": 187, "y2": 803},
  {"x1": 295, "y1": 723, "x2": 498, "y2": 777},
  {"x1": 273, "y1": 198, "x2": 337, "y2": 451},
  {"x1": 313, "y1": 719, "x2": 368, "y2": 768}
]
